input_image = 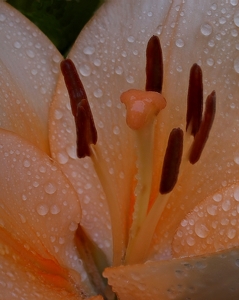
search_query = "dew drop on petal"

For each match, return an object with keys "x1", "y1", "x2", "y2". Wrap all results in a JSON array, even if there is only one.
[
  {"x1": 83, "y1": 46, "x2": 95, "y2": 55},
  {"x1": 127, "y1": 36, "x2": 135, "y2": 43},
  {"x1": 195, "y1": 222, "x2": 209, "y2": 238},
  {"x1": 234, "y1": 13, "x2": 239, "y2": 27},
  {"x1": 113, "y1": 126, "x2": 120, "y2": 135},
  {"x1": 94, "y1": 89, "x2": 103, "y2": 98},
  {"x1": 234, "y1": 57, "x2": 239, "y2": 73},
  {"x1": 37, "y1": 203, "x2": 49, "y2": 216},
  {"x1": 50, "y1": 204, "x2": 61, "y2": 215},
  {"x1": 69, "y1": 222, "x2": 78, "y2": 231},
  {"x1": 234, "y1": 186, "x2": 239, "y2": 201},
  {"x1": 44, "y1": 182, "x2": 57, "y2": 194},
  {"x1": 200, "y1": 23, "x2": 213, "y2": 36},
  {"x1": 0, "y1": 14, "x2": 6, "y2": 22},
  {"x1": 14, "y1": 41, "x2": 21, "y2": 49},
  {"x1": 213, "y1": 193, "x2": 222, "y2": 202},
  {"x1": 79, "y1": 64, "x2": 91, "y2": 77},
  {"x1": 230, "y1": 0, "x2": 238, "y2": 6},
  {"x1": 26, "y1": 49, "x2": 35, "y2": 58},
  {"x1": 175, "y1": 38, "x2": 184, "y2": 48}
]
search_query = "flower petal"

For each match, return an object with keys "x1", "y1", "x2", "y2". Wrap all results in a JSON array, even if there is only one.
[
  {"x1": 0, "y1": 128, "x2": 97, "y2": 296},
  {"x1": 172, "y1": 182, "x2": 239, "y2": 257},
  {"x1": 0, "y1": 2, "x2": 62, "y2": 154},
  {"x1": 104, "y1": 247, "x2": 239, "y2": 300}
]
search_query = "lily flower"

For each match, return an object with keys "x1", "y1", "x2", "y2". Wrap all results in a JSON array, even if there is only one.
[{"x1": 1, "y1": 0, "x2": 239, "y2": 299}]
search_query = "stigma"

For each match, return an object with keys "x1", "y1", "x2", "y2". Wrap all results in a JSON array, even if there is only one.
[{"x1": 60, "y1": 35, "x2": 216, "y2": 266}]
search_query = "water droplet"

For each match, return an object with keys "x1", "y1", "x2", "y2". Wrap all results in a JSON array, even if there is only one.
[
  {"x1": 37, "y1": 203, "x2": 49, "y2": 216},
  {"x1": 219, "y1": 17, "x2": 226, "y2": 25},
  {"x1": 234, "y1": 57, "x2": 239, "y2": 73},
  {"x1": 44, "y1": 182, "x2": 57, "y2": 195},
  {"x1": 94, "y1": 89, "x2": 103, "y2": 98},
  {"x1": 66, "y1": 145, "x2": 77, "y2": 159},
  {"x1": 186, "y1": 236, "x2": 195, "y2": 246},
  {"x1": 26, "y1": 49, "x2": 35, "y2": 58},
  {"x1": 234, "y1": 186, "x2": 239, "y2": 201},
  {"x1": 200, "y1": 23, "x2": 213, "y2": 36},
  {"x1": 126, "y1": 75, "x2": 134, "y2": 83},
  {"x1": 213, "y1": 193, "x2": 222, "y2": 202},
  {"x1": 207, "y1": 204, "x2": 217, "y2": 215},
  {"x1": 23, "y1": 159, "x2": 31, "y2": 168},
  {"x1": 79, "y1": 64, "x2": 91, "y2": 77},
  {"x1": 14, "y1": 41, "x2": 22, "y2": 49},
  {"x1": 22, "y1": 194, "x2": 27, "y2": 201},
  {"x1": 195, "y1": 222, "x2": 209, "y2": 238},
  {"x1": 52, "y1": 54, "x2": 61, "y2": 63},
  {"x1": 83, "y1": 46, "x2": 95, "y2": 55},
  {"x1": 50, "y1": 204, "x2": 60, "y2": 215},
  {"x1": 156, "y1": 24, "x2": 163, "y2": 35},
  {"x1": 57, "y1": 152, "x2": 69, "y2": 164},
  {"x1": 54, "y1": 109, "x2": 63, "y2": 120},
  {"x1": 227, "y1": 228, "x2": 236, "y2": 239},
  {"x1": 175, "y1": 38, "x2": 184, "y2": 48},
  {"x1": 113, "y1": 126, "x2": 120, "y2": 135},
  {"x1": 0, "y1": 14, "x2": 6, "y2": 22},
  {"x1": 230, "y1": 0, "x2": 238, "y2": 6},
  {"x1": 147, "y1": 11, "x2": 153, "y2": 17},
  {"x1": 222, "y1": 199, "x2": 231, "y2": 211},
  {"x1": 69, "y1": 221, "x2": 78, "y2": 231},
  {"x1": 127, "y1": 36, "x2": 135, "y2": 43},
  {"x1": 115, "y1": 66, "x2": 123, "y2": 75},
  {"x1": 234, "y1": 14, "x2": 239, "y2": 27},
  {"x1": 94, "y1": 59, "x2": 101, "y2": 67},
  {"x1": 207, "y1": 58, "x2": 214, "y2": 66},
  {"x1": 31, "y1": 69, "x2": 38, "y2": 75}
]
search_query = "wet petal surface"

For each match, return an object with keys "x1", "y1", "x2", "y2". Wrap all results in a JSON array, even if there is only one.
[{"x1": 0, "y1": 2, "x2": 62, "y2": 154}]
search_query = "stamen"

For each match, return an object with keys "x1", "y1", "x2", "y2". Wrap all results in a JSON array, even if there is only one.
[
  {"x1": 160, "y1": 128, "x2": 184, "y2": 194},
  {"x1": 189, "y1": 91, "x2": 216, "y2": 164},
  {"x1": 60, "y1": 59, "x2": 97, "y2": 158},
  {"x1": 186, "y1": 64, "x2": 203, "y2": 136},
  {"x1": 145, "y1": 35, "x2": 163, "y2": 93}
]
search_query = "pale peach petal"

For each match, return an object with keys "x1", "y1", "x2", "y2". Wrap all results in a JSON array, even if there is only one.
[
  {"x1": 0, "y1": 228, "x2": 82, "y2": 300},
  {"x1": 172, "y1": 182, "x2": 239, "y2": 257},
  {"x1": 0, "y1": 128, "x2": 98, "y2": 296},
  {"x1": 0, "y1": 2, "x2": 62, "y2": 154},
  {"x1": 104, "y1": 247, "x2": 239, "y2": 300}
]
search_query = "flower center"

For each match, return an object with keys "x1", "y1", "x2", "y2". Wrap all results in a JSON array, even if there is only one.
[{"x1": 60, "y1": 36, "x2": 216, "y2": 267}]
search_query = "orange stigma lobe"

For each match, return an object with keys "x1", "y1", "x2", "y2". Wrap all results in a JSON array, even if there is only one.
[
  {"x1": 120, "y1": 89, "x2": 166, "y2": 130},
  {"x1": 61, "y1": 59, "x2": 97, "y2": 158}
]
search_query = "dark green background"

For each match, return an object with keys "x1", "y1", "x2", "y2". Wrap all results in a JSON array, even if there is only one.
[{"x1": 7, "y1": 0, "x2": 104, "y2": 56}]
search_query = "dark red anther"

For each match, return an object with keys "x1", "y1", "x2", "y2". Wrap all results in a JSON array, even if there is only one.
[
  {"x1": 160, "y1": 128, "x2": 184, "y2": 194},
  {"x1": 189, "y1": 91, "x2": 216, "y2": 164},
  {"x1": 145, "y1": 35, "x2": 163, "y2": 93},
  {"x1": 60, "y1": 59, "x2": 97, "y2": 158},
  {"x1": 186, "y1": 64, "x2": 203, "y2": 136}
]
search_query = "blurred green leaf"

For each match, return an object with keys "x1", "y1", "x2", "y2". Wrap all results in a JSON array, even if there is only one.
[{"x1": 6, "y1": 0, "x2": 104, "y2": 55}]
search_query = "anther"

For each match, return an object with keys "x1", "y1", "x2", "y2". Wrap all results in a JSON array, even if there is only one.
[
  {"x1": 186, "y1": 63, "x2": 203, "y2": 136},
  {"x1": 189, "y1": 91, "x2": 216, "y2": 164},
  {"x1": 120, "y1": 89, "x2": 166, "y2": 130},
  {"x1": 145, "y1": 35, "x2": 163, "y2": 93},
  {"x1": 61, "y1": 59, "x2": 97, "y2": 158},
  {"x1": 160, "y1": 128, "x2": 184, "y2": 194}
]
